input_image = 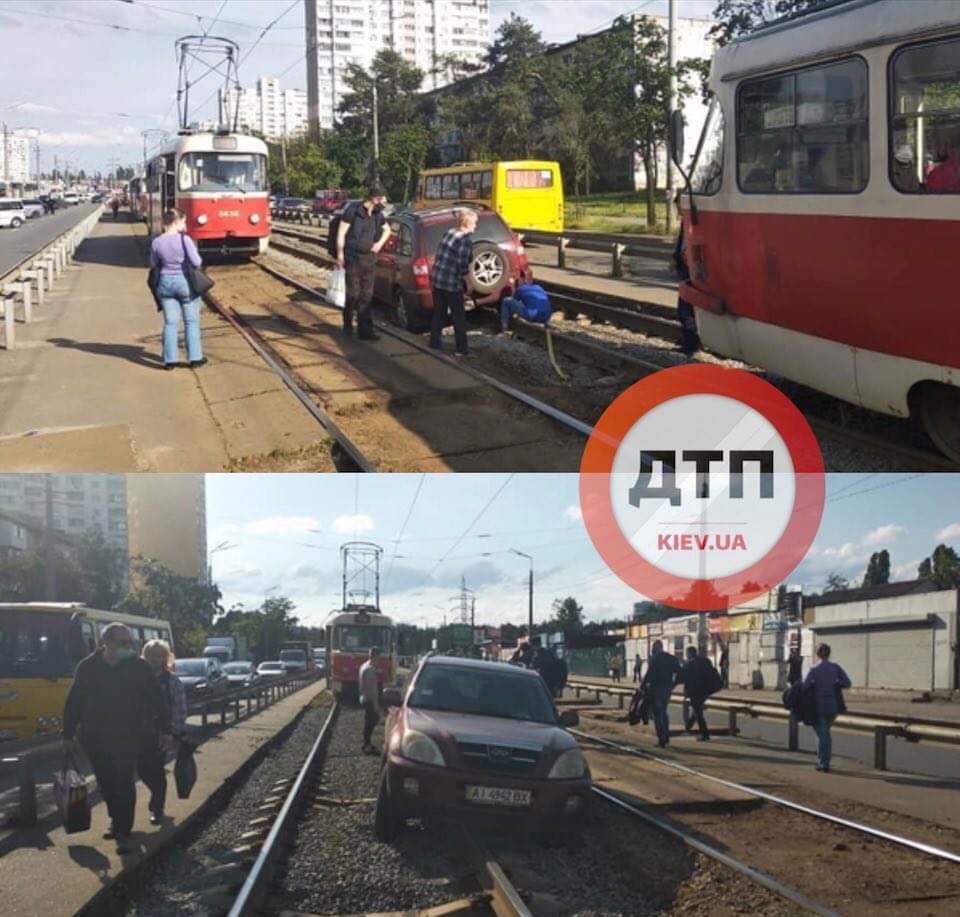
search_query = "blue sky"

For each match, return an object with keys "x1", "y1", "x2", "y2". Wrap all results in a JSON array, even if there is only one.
[
  {"x1": 206, "y1": 473, "x2": 960, "y2": 630},
  {"x1": 0, "y1": 0, "x2": 714, "y2": 175}
]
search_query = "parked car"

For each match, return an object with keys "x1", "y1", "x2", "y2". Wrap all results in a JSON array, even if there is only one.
[
  {"x1": 173, "y1": 657, "x2": 230, "y2": 701},
  {"x1": 0, "y1": 199, "x2": 27, "y2": 229},
  {"x1": 278, "y1": 197, "x2": 309, "y2": 212},
  {"x1": 373, "y1": 655, "x2": 589, "y2": 842},
  {"x1": 257, "y1": 661, "x2": 286, "y2": 681},
  {"x1": 313, "y1": 188, "x2": 349, "y2": 214},
  {"x1": 312, "y1": 652, "x2": 326, "y2": 676},
  {"x1": 21, "y1": 199, "x2": 45, "y2": 219},
  {"x1": 61, "y1": 191, "x2": 80, "y2": 206},
  {"x1": 91, "y1": 193, "x2": 106, "y2": 203},
  {"x1": 373, "y1": 206, "x2": 533, "y2": 331},
  {"x1": 223, "y1": 661, "x2": 260, "y2": 690}
]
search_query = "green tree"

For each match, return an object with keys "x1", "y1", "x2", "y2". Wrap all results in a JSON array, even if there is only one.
[
  {"x1": 270, "y1": 139, "x2": 341, "y2": 197},
  {"x1": 862, "y1": 549, "x2": 891, "y2": 587},
  {"x1": 379, "y1": 123, "x2": 431, "y2": 202},
  {"x1": 549, "y1": 596, "x2": 584, "y2": 632},
  {"x1": 823, "y1": 572, "x2": 850, "y2": 593},
  {"x1": 115, "y1": 557, "x2": 222, "y2": 652},
  {"x1": 709, "y1": 0, "x2": 827, "y2": 46},
  {"x1": 918, "y1": 544, "x2": 960, "y2": 588}
]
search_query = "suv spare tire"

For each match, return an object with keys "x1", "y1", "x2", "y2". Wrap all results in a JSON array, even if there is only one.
[{"x1": 468, "y1": 242, "x2": 507, "y2": 294}]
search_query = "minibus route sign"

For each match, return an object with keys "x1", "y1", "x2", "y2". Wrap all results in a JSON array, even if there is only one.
[{"x1": 580, "y1": 365, "x2": 825, "y2": 611}]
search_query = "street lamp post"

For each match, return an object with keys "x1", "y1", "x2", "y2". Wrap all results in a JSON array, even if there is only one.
[
  {"x1": 510, "y1": 549, "x2": 534, "y2": 637},
  {"x1": 207, "y1": 539, "x2": 237, "y2": 584}
]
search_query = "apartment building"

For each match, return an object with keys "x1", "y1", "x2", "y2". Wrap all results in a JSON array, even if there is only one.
[
  {"x1": 220, "y1": 77, "x2": 309, "y2": 141},
  {"x1": 0, "y1": 131, "x2": 33, "y2": 187},
  {"x1": 304, "y1": 0, "x2": 489, "y2": 138}
]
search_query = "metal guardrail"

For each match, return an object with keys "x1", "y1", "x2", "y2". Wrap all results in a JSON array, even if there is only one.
[
  {"x1": 271, "y1": 208, "x2": 330, "y2": 228},
  {"x1": 1, "y1": 205, "x2": 104, "y2": 350},
  {"x1": 566, "y1": 679, "x2": 960, "y2": 770},
  {"x1": 516, "y1": 228, "x2": 673, "y2": 277}
]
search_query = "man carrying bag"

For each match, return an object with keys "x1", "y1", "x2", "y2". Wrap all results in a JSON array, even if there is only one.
[{"x1": 54, "y1": 752, "x2": 91, "y2": 834}]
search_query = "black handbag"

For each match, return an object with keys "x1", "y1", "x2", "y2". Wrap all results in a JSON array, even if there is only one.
[
  {"x1": 180, "y1": 234, "x2": 214, "y2": 297},
  {"x1": 174, "y1": 739, "x2": 198, "y2": 799},
  {"x1": 147, "y1": 264, "x2": 163, "y2": 311}
]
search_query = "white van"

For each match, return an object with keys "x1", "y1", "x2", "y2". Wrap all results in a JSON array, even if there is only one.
[{"x1": 0, "y1": 199, "x2": 27, "y2": 229}]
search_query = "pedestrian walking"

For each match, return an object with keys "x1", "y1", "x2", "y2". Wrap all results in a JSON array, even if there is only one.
[
  {"x1": 610, "y1": 654, "x2": 623, "y2": 684},
  {"x1": 641, "y1": 640, "x2": 682, "y2": 747},
  {"x1": 430, "y1": 208, "x2": 478, "y2": 356},
  {"x1": 138, "y1": 640, "x2": 187, "y2": 825},
  {"x1": 633, "y1": 653, "x2": 643, "y2": 684},
  {"x1": 149, "y1": 208, "x2": 206, "y2": 369},
  {"x1": 62, "y1": 623, "x2": 171, "y2": 854},
  {"x1": 335, "y1": 187, "x2": 390, "y2": 340},
  {"x1": 719, "y1": 645, "x2": 730, "y2": 688},
  {"x1": 680, "y1": 647, "x2": 722, "y2": 741},
  {"x1": 802, "y1": 643, "x2": 852, "y2": 772},
  {"x1": 787, "y1": 648, "x2": 803, "y2": 686},
  {"x1": 557, "y1": 653, "x2": 568, "y2": 697},
  {"x1": 111, "y1": 197, "x2": 121, "y2": 220},
  {"x1": 359, "y1": 647, "x2": 383, "y2": 754}
]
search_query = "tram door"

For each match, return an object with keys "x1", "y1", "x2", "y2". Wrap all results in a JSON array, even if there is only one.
[{"x1": 162, "y1": 154, "x2": 176, "y2": 211}]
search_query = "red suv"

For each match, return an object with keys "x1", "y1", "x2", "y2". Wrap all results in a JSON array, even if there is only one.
[
  {"x1": 374, "y1": 655, "x2": 590, "y2": 841},
  {"x1": 373, "y1": 206, "x2": 533, "y2": 331},
  {"x1": 313, "y1": 189, "x2": 349, "y2": 214}
]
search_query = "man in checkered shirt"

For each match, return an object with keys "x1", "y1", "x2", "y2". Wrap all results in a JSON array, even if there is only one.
[{"x1": 430, "y1": 208, "x2": 478, "y2": 356}]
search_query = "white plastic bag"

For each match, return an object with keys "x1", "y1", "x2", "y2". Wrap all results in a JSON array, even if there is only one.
[{"x1": 326, "y1": 268, "x2": 346, "y2": 308}]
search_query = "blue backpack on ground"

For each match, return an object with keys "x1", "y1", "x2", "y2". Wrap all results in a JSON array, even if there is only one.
[{"x1": 515, "y1": 283, "x2": 552, "y2": 323}]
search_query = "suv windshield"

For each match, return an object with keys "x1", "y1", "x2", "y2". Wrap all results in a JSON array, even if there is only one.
[
  {"x1": 409, "y1": 664, "x2": 556, "y2": 724},
  {"x1": 421, "y1": 212, "x2": 511, "y2": 252},
  {"x1": 223, "y1": 662, "x2": 252, "y2": 674},
  {"x1": 175, "y1": 660, "x2": 208, "y2": 676}
]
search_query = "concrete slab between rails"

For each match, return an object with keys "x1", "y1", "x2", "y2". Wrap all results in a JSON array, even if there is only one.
[
  {"x1": 0, "y1": 218, "x2": 326, "y2": 471},
  {"x1": 584, "y1": 746, "x2": 759, "y2": 810},
  {"x1": 0, "y1": 679, "x2": 329, "y2": 917}
]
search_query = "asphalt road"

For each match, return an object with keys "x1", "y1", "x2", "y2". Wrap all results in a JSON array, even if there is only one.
[{"x1": 0, "y1": 203, "x2": 100, "y2": 278}]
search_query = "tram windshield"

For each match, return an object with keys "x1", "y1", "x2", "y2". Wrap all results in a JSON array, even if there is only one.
[
  {"x1": 178, "y1": 152, "x2": 266, "y2": 193},
  {"x1": 690, "y1": 98, "x2": 724, "y2": 195},
  {"x1": 334, "y1": 625, "x2": 392, "y2": 652}
]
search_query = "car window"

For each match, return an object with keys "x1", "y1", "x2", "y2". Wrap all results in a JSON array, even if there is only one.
[
  {"x1": 175, "y1": 660, "x2": 207, "y2": 675},
  {"x1": 409, "y1": 665, "x2": 556, "y2": 724}
]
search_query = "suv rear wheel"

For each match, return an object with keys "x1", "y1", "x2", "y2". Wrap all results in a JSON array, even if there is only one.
[
  {"x1": 469, "y1": 243, "x2": 506, "y2": 294},
  {"x1": 391, "y1": 286, "x2": 427, "y2": 332}
]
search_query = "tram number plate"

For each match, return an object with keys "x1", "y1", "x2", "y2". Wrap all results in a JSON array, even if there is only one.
[
  {"x1": 219, "y1": 210, "x2": 240, "y2": 218},
  {"x1": 465, "y1": 786, "x2": 531, "y2": 807}
]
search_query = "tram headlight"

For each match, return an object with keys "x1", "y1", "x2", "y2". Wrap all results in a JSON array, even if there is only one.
[
  {"x1": 249, "y1": 213, "x2": 261, "y2": 224},
  {"x1": 196, "y1": 214, "x2": 208, "y2": 226}
]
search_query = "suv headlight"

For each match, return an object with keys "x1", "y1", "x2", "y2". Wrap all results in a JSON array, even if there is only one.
[
  {"x1": 547, "y1": 749, "x2": 587, "y2": 779},
  {"x1": 400, "y1": 729, "x2": 446, "y2": 766}
]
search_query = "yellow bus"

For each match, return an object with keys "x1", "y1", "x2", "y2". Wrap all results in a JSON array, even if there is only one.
[
  {"x1": 0, "y1": 603, "x2": 174, "y2": 742},
  {"x1": 415, "y1": 160, "x2": 564, "y2": 232}
]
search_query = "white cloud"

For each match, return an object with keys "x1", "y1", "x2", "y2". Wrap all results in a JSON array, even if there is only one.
[
  {"x1": 862, "y1": 524, "x2": 905, "y2": 546},
  {"x1": 244, "y1": 516, "x2": 320, "y2": 536},
  {"x1": 936, "y1": 522, "x2": 960, "y2": 541},
  {"x1": 563, "y1": 505, "x2": 583, "y2": 522},
  {"x1": 332, "y1": 514, "x2": 374, "y2": 534},
  {"x1": 892, "y1": 559, "x2": 922, "y2": 581},
  {"x1": 11, "y1": 101, "x2": 58, "y2": 114}
]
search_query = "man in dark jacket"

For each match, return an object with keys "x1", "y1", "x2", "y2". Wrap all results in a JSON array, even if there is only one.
[
  {"x1": 641, "y1": 640, "x2": 682, "y2": 747},
  {"x1": 787, "y1": 648, "x2": 803, "y2": 686},
  {"x1": 63, "y1": 623, "x2": 171, "y2": 853},
  {"x1": 680, "y1": 646, "x2": 721, "y2": 741},
  {"x1": 533, "y1": 645, "x2": 562, "y2": 697}
]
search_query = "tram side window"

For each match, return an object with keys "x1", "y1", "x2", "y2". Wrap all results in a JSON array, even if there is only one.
[
  {"x1": 891, "y1": 37, "x2": 960, "y2": 193},
  {"x1": 737, "y1": 58, "x2": 868, "y2": 193},
  {"x1": 691, "y1": 99, "x2": 724, "y2": 195}
]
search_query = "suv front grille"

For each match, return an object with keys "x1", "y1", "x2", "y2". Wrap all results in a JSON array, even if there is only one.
[{"x1": 457, "y1": 741, "x2": 541, "y2": 773}]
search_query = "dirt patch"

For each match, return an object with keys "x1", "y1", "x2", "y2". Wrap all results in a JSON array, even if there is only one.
[{"x1": 227, "y1": 439, "x2": 337, "y2": 471}]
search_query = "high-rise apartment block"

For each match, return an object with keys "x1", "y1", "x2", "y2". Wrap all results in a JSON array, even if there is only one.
[
  {"x1": 220, "y1": 77, "x2": 309, "y2": 141},
  {"x1": 304, "y1": 0, "x2": 490, "y2": 138}
]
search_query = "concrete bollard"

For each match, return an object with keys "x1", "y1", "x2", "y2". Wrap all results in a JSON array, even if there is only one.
[
  {"x1": 19, "y1": 755, "x2": 37, "y2": 826},
  {"x1": 557, "y1": 236, "x2": 568, "y2": 269},
  {"x1": 20, "y1": 270, "x2": 44, "y2": 307},
  {"x1": 874, "y1": 726, "x2": 888, "y2": 771},
  {"x1": 788, "y1": 714, "x2": 799, "y2": 751},
  {"x1": 2, "y1": 293, "x2": 16, "y2": 349},
  {"x1": 612, "y1": 243, "x2": 625, "y2": 278},
  {"x1": 728, "y1": 708, "x2": 739, "y2": 736}
]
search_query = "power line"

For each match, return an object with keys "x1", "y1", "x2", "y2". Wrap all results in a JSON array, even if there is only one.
[
  {"x1": 116, "y1": 0, "x2": 305, "y2": 31},
  {"x1": 383, "y1": 474, "x2": 426, "y2": 593}
]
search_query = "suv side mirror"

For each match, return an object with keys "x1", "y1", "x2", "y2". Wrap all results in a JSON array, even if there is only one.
[
  {"x1": 559, "y1": 710, "x2": 579, "y2": 728},
  {"x1": 382, "y1": 688, "x2": 402, "y2": 707},
  {"x1": 669, "y1": 109, "x2": 685, "y2": 167}
]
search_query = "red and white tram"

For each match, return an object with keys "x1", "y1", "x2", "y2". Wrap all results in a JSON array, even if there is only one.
[
  {"x1": 145, "y1": 130, "x2": 270, "y2": 257},
  {"x1": 677, "y1": 0, "x2": 960, "y2": 461},
  {"x1": 128, "y1": 176, "x2": 147, "y2": 222},
  {"x1": 326, "y1": 607, "x2": 396, "y2": 701}
]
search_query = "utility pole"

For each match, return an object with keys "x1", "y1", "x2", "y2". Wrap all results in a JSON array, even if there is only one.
[
  {"x1": 666, "y1": 0, "x2": 677, "y2": 234},
  {"x1": 528, "y1": 565, "x2": 533, "y2": 637},
  {"x1": 44, "y1": 475, "x2": 56, "y2": 601},
  {"x1": 2, "y1": 122, "x2": 8, "y2": 187},
  {"x1": 281, "y1": 134, "x2": 289, "y2": 196},
  {"x1": 371, "y1": 79, "x2": 380, "y2": 183}
]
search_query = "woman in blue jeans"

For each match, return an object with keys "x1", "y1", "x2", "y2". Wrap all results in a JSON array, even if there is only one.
[
  {"x1": 803, "y1": 643, "x2": 852, "y2": 772},
  {"x1": 149, "y1": 208, "x2": 205, "y2": 369}
]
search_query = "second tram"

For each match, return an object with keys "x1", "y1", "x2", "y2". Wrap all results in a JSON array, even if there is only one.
[
  {"x1": 677, "y1": 0, "x2": 960, "y2": 462},
  {"x1": 325, "y1": 607, "x2": 395, "y2": 701},
  {"x1": 145, "y1": 130, "x2": 270, "y2": 257}
]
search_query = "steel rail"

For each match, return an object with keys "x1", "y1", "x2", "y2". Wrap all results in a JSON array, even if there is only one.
[
  {"x1": 227, "y1": 701, "x2": 340, "y2": 917},
  {"x1": 460, "y1": 828, "x2": 533, "y2": 917},
  {"x1": 592, "y1": 786, "x2": 839, "y2": 917},
  {"x1": 253, "y1": 259, "x2": 595, "y2": 439},
  {"x1": 202, "y1": 284, "x2": 375, "y2": 472},
  {"x1": 574, "y1": 729, "x2": 960, "y2": 866}
]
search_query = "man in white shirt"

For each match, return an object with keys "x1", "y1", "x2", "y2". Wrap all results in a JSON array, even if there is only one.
[{"x1": 358, "y1": 647, "x2": 382, "y2": 754}]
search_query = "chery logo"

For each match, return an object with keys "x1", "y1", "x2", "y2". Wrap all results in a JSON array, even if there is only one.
[{"x1": 580, "y1": 365, "x2": 824, "y2": 611}]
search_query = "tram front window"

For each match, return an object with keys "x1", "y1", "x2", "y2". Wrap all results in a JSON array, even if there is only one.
[
  {"x1": 336, "y1": 626, "x2": 391, "y2": 652},
  {"x1": 892, "y1": 36, "x2": 960, "y2": 194},
  {"x1": 178, "y1": 153, "x2": 266, "y2": 193}
]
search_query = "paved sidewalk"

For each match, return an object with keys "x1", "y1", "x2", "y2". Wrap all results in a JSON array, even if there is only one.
[
  {"x1": 0, "y1": 215, "x2": 321, "y2": 470},
  {"x1": 0, "y1": 679, "x2": 328, "y2": 917}
]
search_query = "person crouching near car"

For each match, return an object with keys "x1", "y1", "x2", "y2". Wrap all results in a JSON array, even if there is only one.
[
  {"x1": 139, "y1": 639, "x2": 187, "y2": 825},
  {"x1": 336, "y1": 186, "x2": 390, "y2": 340},
  {"x1": 359, "y1": 646, "x2": 383, "y2": 755},
  {"x1": 62, "y1": 623, "x2": 172, "y2": 854},
  {"x1": 430, "y1": 207, "x2": 478, "y2": 358},
  {"x1": 149, "y1": 207, "x2": 206, "y2": 370}
]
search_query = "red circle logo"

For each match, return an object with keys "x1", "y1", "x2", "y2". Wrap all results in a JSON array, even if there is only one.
[{"x1": 580, "y1": 365, "x2": 825, "y2": 611}]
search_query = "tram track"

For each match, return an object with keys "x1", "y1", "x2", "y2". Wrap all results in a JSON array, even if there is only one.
[{"x1": 266, "y1": 222, "x2": 959, "y2": 470}]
